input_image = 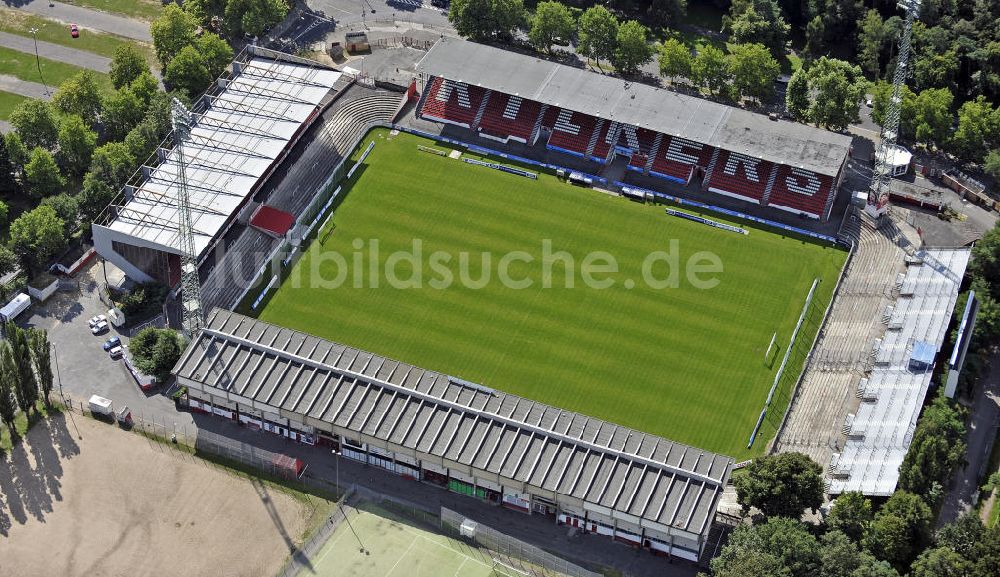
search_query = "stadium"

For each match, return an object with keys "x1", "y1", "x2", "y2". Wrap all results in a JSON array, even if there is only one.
[{"x1": 93, "y1": 41, "x2": 876, "y2": 563}]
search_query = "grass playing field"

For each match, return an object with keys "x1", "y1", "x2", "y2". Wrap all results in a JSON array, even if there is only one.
[
  {"x1": 256, "y1": 128, "x2": 847, "y2": 459},
  {"x1": 300, "y1": 503, "x2": 498, "y2": 577}
]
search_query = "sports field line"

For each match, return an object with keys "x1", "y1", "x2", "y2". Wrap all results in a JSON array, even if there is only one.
[
  {"x1": 453, "y1": 557, "x2": 470, "y2": 577},
  {"x1": 385, "y1": 534, "x2": 420, "y2": 577},
  {"x1": 395, "y1": 523, "x2": 491, "y2": 570}
]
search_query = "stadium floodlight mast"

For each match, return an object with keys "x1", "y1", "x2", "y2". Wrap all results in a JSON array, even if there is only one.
[
  {"x1": 171, "y1": 98, "x2": 205, "y2": 337},
  {"x1": 865, "y1": 0, "x2": 921, "y2": 219}
]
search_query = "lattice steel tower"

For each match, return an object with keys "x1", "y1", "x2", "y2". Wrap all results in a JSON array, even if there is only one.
[
  {"x1": 866, "y1": 0, "x2": 922, "y2": 218},
  {"x1": 171, "y1": 98, "x2": 205, "y2": 336}
]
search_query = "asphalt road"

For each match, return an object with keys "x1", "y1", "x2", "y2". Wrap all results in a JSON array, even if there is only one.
[
  {"x1": 0, "y1": 73, "x2": 52, "y2": 99},
  {"x1": 2, "y1": 0, "x2": 152, "y2": 42},
  {"x1": 939, "y1": 352, "x2": 1000, "y2": 526},
  {"x1": 0, "y1": 30, "x2": 110, "y2": 72},
  {"x1": 303, "y1": 0, "x2": 451, "y2": 30}
]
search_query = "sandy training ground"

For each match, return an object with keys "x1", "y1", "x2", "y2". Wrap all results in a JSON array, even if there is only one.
[{"x1": 0, "y1": 412, "x2": 313, "y2": 577}]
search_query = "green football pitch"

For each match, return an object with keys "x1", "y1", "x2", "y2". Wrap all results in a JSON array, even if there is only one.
[
  {"x1": 256, "y1": 128, "x2": 847, "y2": 459},
  {"x1": 299, "y1": 503, "x2": 499, "y2": 577}
]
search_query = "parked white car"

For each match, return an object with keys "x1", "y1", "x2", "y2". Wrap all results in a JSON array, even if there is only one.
[
  {"x1": 88, "y1": 314, "x2": 107, "y2": 328},
  {"x1": 91, "y1": 320, "x2": 109, "y2": 335},
  {"x1": 108, "y1": 345, "x2": 124, "y2": 359}
]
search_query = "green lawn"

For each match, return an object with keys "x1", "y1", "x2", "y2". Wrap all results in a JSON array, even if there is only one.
[
  {"x1": 60, "y1": 0, "x2": 162, "y2": 21},
  {"x1": 0, "y1": 90, "x2": 29, "y2": 119},
  {"x1": 300, "y1": 503, "x2": 496, "y2": 577},
  {"x1": 255, "y1": 129, "x2": 847, "y2": 459},
  {"x1": 0, "y1": 45, "x2": 113, "y2": 92},
  {"x1": 0, "y1": 8, "x2": 155, "y2": 64}
]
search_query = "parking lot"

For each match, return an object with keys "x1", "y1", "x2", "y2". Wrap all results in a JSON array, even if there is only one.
[{"x1": 18, "y1": 260, "x2": 194, "y2": 432}]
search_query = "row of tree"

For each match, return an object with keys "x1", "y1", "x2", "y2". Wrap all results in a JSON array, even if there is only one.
[
  {"x1": 0, "y1": 324, "x2": 54, "y2": 437},
  {"x1": 719, "y1": 436, "x2": 991, "y2": 577},
  {"x1": 151, "y1": 4, "x2": 235, "y2": 98},
  {"x1": 0, "y1": 45, "x2": 178, "y2": 276},
  {"x1": 658, "y1": 40, "x2": 778, "y2": 104}
]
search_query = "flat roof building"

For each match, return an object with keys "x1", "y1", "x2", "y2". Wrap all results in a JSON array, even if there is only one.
[{"x1": 174, "y1": 309, "x2": 734, "y2": 561}]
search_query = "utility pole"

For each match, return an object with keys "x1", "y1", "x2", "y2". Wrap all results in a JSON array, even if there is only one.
[
  {"x1": 866, "y1": 0, "x2": 922, "y2": 219},
  {"x1": 171, "y1": 99, "x2": 205, "y2": 337},
  {"x1": 28, "y1": 28, "x2": 50, "y2": 97}
]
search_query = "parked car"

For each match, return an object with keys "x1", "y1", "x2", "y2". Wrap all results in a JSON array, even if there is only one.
[
  {"x1": 108, "y1": 345, "x2": 124, "y2": 359},
  {"x1": 102, "y1": 336, "x2": 121, "y2": 351},
  {"x1": 88, "y1": 314, "x2": 107, "y2": 328},
  {"x1": 91, "y1": 320, "x2": 109, "y2": 335},
  {"x1": 70, "y1": 24, "x2": 79, "y2": 38}
]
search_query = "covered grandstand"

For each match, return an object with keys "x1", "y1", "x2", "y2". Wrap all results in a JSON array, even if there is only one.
[
  {"x1": 91, "y1": 47, "x2": 343, "y2": 285},
  {"x1": 828, "y1": 248, "x2": 970, "y2": 496},
  {"x1": 413, "y1": 38, "x2": 853, "y2": 221},
  {"x1": 174, "y1": 308, "x2": 734, "y2": 561}
]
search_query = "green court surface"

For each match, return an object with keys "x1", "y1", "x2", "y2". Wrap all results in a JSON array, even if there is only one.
[
  {"x1": 300, "y1": 504, "x2": 496, "y2": 577},
  {"x1": 257, "y1": 128, "x2": 848, "y2": 459}
]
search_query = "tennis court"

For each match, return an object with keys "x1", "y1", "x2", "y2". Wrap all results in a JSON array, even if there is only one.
[{"x1": 301, "y1": 503, "x2": 501, "y2": 577}]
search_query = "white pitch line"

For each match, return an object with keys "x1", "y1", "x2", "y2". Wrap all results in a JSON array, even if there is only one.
[
  {"x1": 386, "y1": 534, "x2": 420, "y2": 577},
  {"x1": 396, "y1": 525, "x2": 491, "y2": 569},
  {"x1": 452, "y1": 556, "x2": 469, "y2": 577}
]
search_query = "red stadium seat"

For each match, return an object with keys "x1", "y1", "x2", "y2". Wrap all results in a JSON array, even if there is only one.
[
  {"x1": 649, "y1": 135, "x2": 713, "y2": 185},
  {"x1": 627, "y1": 128, "x2": 658, "y2": 171},
  {"x1": 419, "y1": 77, "x2": 486, "y2": 128},
  {"x1": 766, "y1": 165, "x2": 833, "y2": 218},
  {"x1": 477, "y1": 92, "x2": 542, "y2": 143},
  {"x1": 546, "y1": 109, "x2": 598, "y2": 157},
  {"x1": 706, "y1": 149, "x2": 773, "y2": 203}
]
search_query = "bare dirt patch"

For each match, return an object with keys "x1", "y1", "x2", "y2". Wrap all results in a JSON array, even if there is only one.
[{"x1": 0, "y1": 413, "x2": 313, "y2": 577}]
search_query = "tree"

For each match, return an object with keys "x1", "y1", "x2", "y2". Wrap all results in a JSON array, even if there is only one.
[
  {"x1": 734, "y1": 452, "x2": 824, "y2": 518},
  {"x1": 110, "y1": 43, "x2": 151, "y2": 90},
  {"x1": 711, "y1": 517, "x2": 820, "y2": 577},
  {"x1": 529, "y1": 1, "x2": 574, "y2": 53},
  {"x1": 693, "y1": 44, "x2": 731, "y2": 97},
  {"x1": 826, "y1": 492, "x2": 873, "y2": 543},
  {"x1": 951, "y1": 97, "x2": 1000, "y2": 162},
  {"x1": 871, "y1": 81, "x2": 917, "y2": 138},
  {"x1": 24, "y1": 147, "x2": 64, "y2": 198},
  {"x1": 0, "y1": 345, "x2": 17, "y2": 435},
  {"x1": 5, "y1": 132, "x2": 29, "y2": 178},
  {"x1": 578, "y1": 5, "x2": 619, "y2": 67},
  {"x1": 8, "y1": 205, "x2": 67, "y2": 270},
  {"x1": 78, "y1": 176, "x2": 116, "y2": 224},
  {"x1": 909, "y1": 547, "x2": 971, "y2": 577},
  {"x1": 56, "y1": 114, "x2": 97, "y2": 177},
  {"x1": 102, "y1": 88, "x2": 146, "y2": 142},
  {"x1": 124, "y1": 119, "x2": 161, "y2": 165},
  {"x1": 818, "y1": 530, "x2": 894, "y2": 577},
  {"x1": 805, "y1": 57, "x2": 868, "y2": 130},
  {"x1": 971, "y1": 523, "x2": 1000, "y2": 577},
  {"x1": 728, "y1": 42, "x2": 780, "y2": 103},
  {"x1": 898, "y1": 394, "x2": 967, "y2": 502},
  {"x1": 723, "y1": 0, "x2": 790, "y2": 57},
  {"x1": 88, "y1": 141, "x2": 136, "y2": 191},
  {"x1": 224, "y1": 0, "x2": 289, "y2": 38},
  {"x1": 802, "y1": 16, "x2": 825, "y2": 62},
  {"x1": 129, "y1": 327, "x2": 183, "y2": 380},
  {"x1": 785, "y1": 68, "x2": 810, "y2": 119},
  {"x1": 857, "y1": 10, "x2": 885, "y2": 78},
  {"x1": 196, "y1": 32, "x2": 233, "y2": 79},
  {"x1": 912, "y1": 88, "x2": 954, "y2": 146},
  {"x1": 151, "y1": 3, "x2": 197, "y2": 67},
  {"x1": 52, "y1": 71, "x2": 103, "y2": 126},
  {"x1": 41, "y1": 194, "x2": 79, "y2": 235},
  {"x1": 658, "y1": 38, "x2": 692, "y2": 84},
  {"x1": 914, "y1": 49, "x2": 959, "y2": 92},
  {"x1": 937, "y1": 514, "x2": 984, "y2": 558},
  {"x1": 612, "y1": 20, "x2": 653, "y2": 75},
  {"x1": 863, "y1": 491, "x2": 933, "y2": 571},
  {"x1": 0, "y1": 132, "x2": 16, "y2": 193},
  {"x1": 128, "y1": 71, "x2": 160, "y2": 112},
  {"x1": 10, "y1": 99, "x2": 59, "y2": 150},
  {"x1": 27, "y1": 329, "x2": 53, "y2": 409},
  {"x1": 0, "y1": 201, "x2": 8, "y2": 231},
  {"x1": 985, "y1": 150, "x2": 1000, "y2": 181},
  {"x1": 7, "y1": 323, "x2": 38, "y2": 417},
  {"x1": 165, "y1": 45, "x2": 212, "y2": 99}
]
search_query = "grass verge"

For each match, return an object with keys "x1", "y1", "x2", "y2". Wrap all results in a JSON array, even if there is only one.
[
  {"x1": 0, "y1": 399, "x2": 63, "y2": 453},
  {"x1": 59, "y1": 0, "x2": 162, "y2": 21},
  {"x1": 0, "y1": 8, "x2": 155, "y2": 63},
  {"x1": 0, "y1": 45, "x2": 113, "y2": 92},
  {"x1": 0, "y1": 90, "x2": 30, "y2": 119}
]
